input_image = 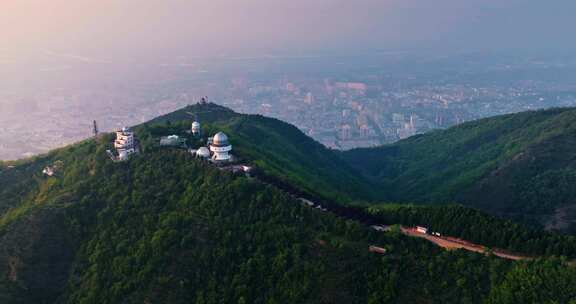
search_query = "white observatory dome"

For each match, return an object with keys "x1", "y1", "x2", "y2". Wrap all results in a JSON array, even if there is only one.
[
  {"x1": 196, "y1": 147, "x2": 210, "y2": 158},
  {"x1": 212, "y1": 132, "x2": 229, "y2": 146}
]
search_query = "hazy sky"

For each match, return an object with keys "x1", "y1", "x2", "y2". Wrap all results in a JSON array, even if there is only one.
[{"x1": 2, "y1": 0, "x2": 576, "y2": 62}]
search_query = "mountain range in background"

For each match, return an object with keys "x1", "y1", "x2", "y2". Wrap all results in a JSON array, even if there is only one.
[{"x1": 344, "y1": 107, "x2": 576, "y2": 232}]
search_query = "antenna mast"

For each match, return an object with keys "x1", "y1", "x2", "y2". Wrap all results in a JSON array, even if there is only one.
[{"x1": 93, "y1": 120, "x2": 99, "y2": 138}]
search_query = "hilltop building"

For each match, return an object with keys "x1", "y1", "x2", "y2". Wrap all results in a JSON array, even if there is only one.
[
  {"x1": 209, "y1": 132, "x2": 232, "y2": 162},
  {"x1": 190, "y1": 132, "x2": 233, "y2": 162},
  {"x1": 191, "y1": 121, "x2": 201, "y2": 136},
  {"x1": 195, "y1": 147, "x2": 211, "y2": 159},
  {"x1": 114, "y1": 127, "x2": 138, "y2": 161},
  {"x1": 160, "y1": 135, "x2": 186, "y2": 147}
]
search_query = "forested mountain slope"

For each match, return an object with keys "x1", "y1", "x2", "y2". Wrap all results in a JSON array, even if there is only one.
[
  {"x1": 0, "y1": 137, "x2": 575, "y2": 303},
  {"x1": 343, "y1": 108, "x2": 576, "y2": 230}
]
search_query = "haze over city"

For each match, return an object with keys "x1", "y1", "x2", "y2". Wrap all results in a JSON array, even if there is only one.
[{"x1": 2, "y1": 0, "x2": 576, "y2": 160}]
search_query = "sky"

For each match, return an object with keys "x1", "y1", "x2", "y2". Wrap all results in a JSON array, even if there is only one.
[{"x1": 1, "y1": 0, "x2": 576, "y2": 63}]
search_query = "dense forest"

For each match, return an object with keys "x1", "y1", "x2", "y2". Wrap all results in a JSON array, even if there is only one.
[
  {"x1": 0, "y1": 104, "x2": 575, "y2": 303},
  {"x1": 343, "y1": 107, "x2": 576, "y2": 231}
]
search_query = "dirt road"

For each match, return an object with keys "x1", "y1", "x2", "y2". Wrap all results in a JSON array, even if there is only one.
[{"x1": 401, "y1": 227, "x2": 531, "y2": 261}]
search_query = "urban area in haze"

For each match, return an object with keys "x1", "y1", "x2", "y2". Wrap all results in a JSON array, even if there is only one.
[
  {"x1": 2, "y1": 1, "x2": 576, "y2": 160},
  {"x1": 2, "y1": 52, "x2": 576, "y2": 160}
]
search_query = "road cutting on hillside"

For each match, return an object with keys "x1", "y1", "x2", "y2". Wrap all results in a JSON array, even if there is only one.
[{"x1": 400, "y1": 227, "x2": 532, "y2": 261}]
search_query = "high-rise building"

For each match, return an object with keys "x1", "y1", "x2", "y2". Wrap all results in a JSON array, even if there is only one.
[{"x1": 341, "y1": 124, "x2": 352, "y2": 140}]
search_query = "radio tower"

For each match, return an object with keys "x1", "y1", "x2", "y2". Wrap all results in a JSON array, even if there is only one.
[{"x1": 93, "y1": 120, "x2": 99, "y2": 138}]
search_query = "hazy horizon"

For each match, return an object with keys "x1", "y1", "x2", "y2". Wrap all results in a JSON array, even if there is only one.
[
  {"x1": 2, "y1": 0, "x2": 575, "y2": 90},
  {"x1": 2, "y1": 0, "x2": 576, "y2": 61}
]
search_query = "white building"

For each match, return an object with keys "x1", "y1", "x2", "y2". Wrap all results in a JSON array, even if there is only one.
[
  {"x1": 195, "y1": 147, "x2": 211, "y2": 159},
  {"x1": 114, "y1": 127, "x2": 137, "y2": 161},
  {"x1": 191, "y1": 121, "x2": 201, "y2": 136},
  {"x1": 160, "y1": 135, "x2": 186, "y2": 147},
  {"x1": 209, "y1": 132, "x2": 232, "y2": 162}
]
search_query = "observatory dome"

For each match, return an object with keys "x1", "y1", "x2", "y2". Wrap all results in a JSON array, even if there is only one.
[
  {"x1": 196, "y1": 147, "x2": 210, "y2": 158},
  {"x1": 212, "y1": 132, "x2": 229, "y2": 147}
]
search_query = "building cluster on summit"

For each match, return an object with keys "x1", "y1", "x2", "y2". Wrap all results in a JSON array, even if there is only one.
[
  {"x1": 189, "y1": 120, "x2": 233, "y2": 162},
  {"x1": 110, "y1": 115, "x2": 233, "y2": 163}
]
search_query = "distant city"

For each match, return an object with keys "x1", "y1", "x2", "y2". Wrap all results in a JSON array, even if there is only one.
[{"x1": 2, "y1": 52, "x2": 576, "y2": 160}]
